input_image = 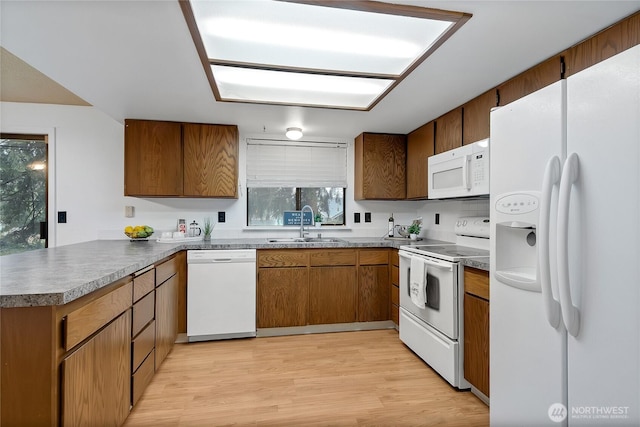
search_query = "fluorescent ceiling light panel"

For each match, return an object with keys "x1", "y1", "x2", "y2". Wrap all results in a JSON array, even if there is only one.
[
  {"x1": 182, "y1": 0, "x2": 470, "y2": 110},
  {"x1": 213, "y1": 65, "x2": 393, "y2": 109}
]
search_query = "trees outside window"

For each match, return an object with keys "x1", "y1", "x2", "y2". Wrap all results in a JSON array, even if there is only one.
[
  {"x1": 247, "y1": 187, "x2": 344, "y2": 226},
  {"x1": 0, "y1": 135, "x2": 47, "y2": 255}
]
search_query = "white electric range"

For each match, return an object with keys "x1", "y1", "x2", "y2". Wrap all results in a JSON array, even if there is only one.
[{"x1": 398, "y1": 217, "x2": 489, "y2": 389}]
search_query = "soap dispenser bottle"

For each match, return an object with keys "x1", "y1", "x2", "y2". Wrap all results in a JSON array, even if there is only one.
[{"x1": 388, "y1": 214, "x2": 394, "y2": 237}]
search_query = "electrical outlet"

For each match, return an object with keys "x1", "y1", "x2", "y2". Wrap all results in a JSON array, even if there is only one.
[
  {"x1": 57, "y1": 211, "x2": 67, "y2": 223},
  {"x1": 435, "y1": 213, "x2": 440, "y2": 225},
  {"x1": 218, "y1": 211, "x2": 226, "y2": 223},
  {"x1": 354, "y1": 212, "x2": 361, "y2": 223},
  {"x1": 364, "y1": 212, "x2": 371, "y2": 223},
  {"x1": 125, "y1": 206, "x2": 135, "y2": 218}
]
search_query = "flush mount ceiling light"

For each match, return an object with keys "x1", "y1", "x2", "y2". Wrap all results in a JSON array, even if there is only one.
[
  {"x1": 285, "y1": 127, "x2": 303, "y2": 140},
  {"x1": 180, "y1": 0, "x2": 471, "y2": 111}
]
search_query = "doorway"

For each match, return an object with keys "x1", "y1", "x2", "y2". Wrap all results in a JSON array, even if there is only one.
[{"x1": 0, "y1": 133, "x2": 48, "y2": 255}]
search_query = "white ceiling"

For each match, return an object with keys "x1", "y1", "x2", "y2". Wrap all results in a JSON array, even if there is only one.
[{"x1": 1, "y1": 1, "x2": 638, "y2": 140}]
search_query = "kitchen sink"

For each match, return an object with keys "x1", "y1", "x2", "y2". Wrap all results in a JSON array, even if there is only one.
[{"x1": 266, "y1": 237, "x2": 346, "y2": 244}]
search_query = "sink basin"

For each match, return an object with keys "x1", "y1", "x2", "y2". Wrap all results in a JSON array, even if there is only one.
[{"x1": 266, "y1": 237, "x2": 345, "y2": 244}]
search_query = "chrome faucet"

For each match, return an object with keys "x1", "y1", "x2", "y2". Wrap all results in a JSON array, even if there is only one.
[{"x1": 300, "y1": 205, "x2": 315, "y2": 238}]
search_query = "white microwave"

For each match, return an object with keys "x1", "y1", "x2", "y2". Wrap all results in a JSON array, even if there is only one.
[{"x1": 427, "y1": 139, "x2": 490, "y2": 199}]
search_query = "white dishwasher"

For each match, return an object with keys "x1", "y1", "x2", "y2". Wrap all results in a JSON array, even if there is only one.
[{"x1": 187, "y1": 249, "x2": 256, "y2": 342}]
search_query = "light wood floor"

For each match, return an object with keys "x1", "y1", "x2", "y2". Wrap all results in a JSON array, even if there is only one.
[{"x1": 125, "y1": 330, "x2": 488, "y2": 426}]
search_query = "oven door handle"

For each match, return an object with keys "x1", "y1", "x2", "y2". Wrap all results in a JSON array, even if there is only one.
[{"x1": 400, "y1": 252, "x2": 454, "y2": 271}]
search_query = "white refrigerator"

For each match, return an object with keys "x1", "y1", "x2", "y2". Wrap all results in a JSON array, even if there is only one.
[{"x1": 490, "y1": 44, "x2": 640, "y2": 426}]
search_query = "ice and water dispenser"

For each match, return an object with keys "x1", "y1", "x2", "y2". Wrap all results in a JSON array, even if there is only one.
[{"x1": 494, "y1": 191, "x2": 542, "y2": 292}]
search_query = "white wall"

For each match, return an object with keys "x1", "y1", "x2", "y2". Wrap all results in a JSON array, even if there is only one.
[{"x1": 1, "y1": 101, "x2": 478, "y2": 246}]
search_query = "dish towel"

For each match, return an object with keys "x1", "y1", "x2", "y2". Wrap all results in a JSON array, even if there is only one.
[{"x1": 410, "y1": 256, "x2": 427, "y2": 308}]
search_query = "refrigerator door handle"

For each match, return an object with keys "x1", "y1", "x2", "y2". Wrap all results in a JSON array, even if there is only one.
[
  {"x1": 462, "y1": 154, "x2": 471, "y2": 190},
  {"x1": 557, "y1": 152, "x2": 581, "y2": 337},
  {"x1": 539, "y1": 156, "x2": 562, "y2": 329}
]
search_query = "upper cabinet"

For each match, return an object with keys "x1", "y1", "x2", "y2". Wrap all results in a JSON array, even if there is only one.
[
  {"x1": 564, "y1": 12, "x2": 640, "y2": 77},
  {"x1": 434, "y1": 107, "x2": 462, "y2": 154},
  {"x1": 354, "y1": 132, "x2": 406, "y2": 200},
  {"x1": 183, "y1": 123, "x2": 238, "y2": 198},
  {"x1": 125, "y1": 119, "x2": 238, "y2": 198},
  {"x1": 462, "y1": 89, "x2": 498, "y2": 145},
  {"x1": 124, "y1": 120, "x2": 183, "y2": 197},
  {"x1": 406, "y1": 122, "x2": 434, "y2": 200},
  {"x1": 497, "y1": 56, "x2": 562, "y2": 106}
]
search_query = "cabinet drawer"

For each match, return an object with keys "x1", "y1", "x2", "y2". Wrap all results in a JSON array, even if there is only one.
[
  {"x1": 133, "y1": 268, "x2": 155, "y2": 303},
  {"x1": 132, "y1": 349, "x2": 155, "y2": 406},
  {"x1": 156, "y1": 255, "x2": 178, "y2": 286},
  {"x1": 132, "y1": 320, "x2": 155, "y2": 372},
  {"x1": 258, "y1": 250, "x2": 308, "y2": 267},
  {"x1": 310, "y1": 249, "x2": 356, "y2": 266},
  {"x1": 391, "y1": 250, "x2": 399, "y2": 267},
  {"x1": 464, "y1": 268, "x2": 490, "y2": 300},
  {"x1": 391, "y1": 265, "x2": 399, "y2": 287},
  {"x1": 359, "y1": 249, "x2": 389, "y2": 265},
  {"x1": 391, "y1": 283, "x2": 399, "y2": 306},
  {"x1": 132, "y1": 291, "x2": 155, "y2": 337},
  {"x1": 65, "y1": 281, "x2": 133, "y2": 350}
]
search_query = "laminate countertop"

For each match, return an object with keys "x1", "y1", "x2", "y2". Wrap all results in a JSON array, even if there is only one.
[{"x1": 0, "y1": 238, "x2": 489, "y2": 308}]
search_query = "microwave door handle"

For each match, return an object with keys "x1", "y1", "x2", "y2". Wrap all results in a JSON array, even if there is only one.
[{"x1": 462, "y1": 154, "x2": 471, "y2": 190}]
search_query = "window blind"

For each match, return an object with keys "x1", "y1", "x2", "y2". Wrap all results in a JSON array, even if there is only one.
[{"x1": 246, "y1": 138, "x2": 348, "y2": 188}]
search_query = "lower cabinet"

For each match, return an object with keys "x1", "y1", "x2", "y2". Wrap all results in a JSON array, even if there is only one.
[
  {"x1": 257, "y1": 248, "x2": 392, "y2": 328},
  {"x1": 309, "y1": 266, "x2": 357, "y2": 324},
  {"x1": 358, "y1": 249, "x2": 390, "y2": 322},
  {"x1": 155, "y1": 273, "x2": 178, "y2": 369},
  {"x1": 62, "y1": 310, "x2": 131, "y2": 426},
  {"x1": 390, "y1": 250, "x2": 400, "y2": 326},
  {"x1": 463, "y1": 267, "x2": 490, "y2": 398},
  {"x1": 257, "y1": 267, "x2": 309, "y2": 327}
]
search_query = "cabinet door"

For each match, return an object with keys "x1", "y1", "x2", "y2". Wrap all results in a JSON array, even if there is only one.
[
  {"x1": 124, "y1": 119, "x2": 183, "y2": 196},
  {"x1": 406, "y1": 122, "x2": 434, "y2": 199},
  {"x1": 354, "y1": 133, "x2": 406, "y2": 200},
  {"x1": 358, "y1": 265, "x2": 390, "y2": 322},
  {"x1": 309, "y1": 266, "x2": 357, "y2": 324},
  {"x1": 183, "y1": 123, "x2": 239, "y2": 198},
  {"x1": 434, "y1": 108, "x2": 462, "y2": 154},
  {"x1": 62, "y1": 311, "x2": 131, "y2": 427},
  {"x1": 257, "y1": 267, "x2": 309, "y2": 328},
  {"x1": 155, "y1": 274, "x2": 178, "y2": 369},
  {"x1": 464, "y1": 293, "x2": 490, "y2": 397},
  {"x1": 497, "y1": 56, "x2": 561, "y2": 106},
  {"x1": 462, "y1": 89, "x2": 497, "y2": 145}
]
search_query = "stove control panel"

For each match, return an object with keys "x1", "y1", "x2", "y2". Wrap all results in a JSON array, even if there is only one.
[{"x1": 455, "y1": 216, "x2": 490, "y2": 238}]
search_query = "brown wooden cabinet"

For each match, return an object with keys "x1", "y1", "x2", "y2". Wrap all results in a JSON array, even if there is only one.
[
  {"x1": 257, "y1": 250, "x2": 310, "y2": 328},
  {"x1": 497, "y1": 56, "x2": 562, "y2": 106},
  {"x1": 124, "y1": 119, "x2": 183, "y2": 196},
  {"x1": 257, "y1": 267, "x2": 309, "y2": 327},
  {"x1": 124, "y1": 119, "x2": 239, "y2": 198},
  {"x1": 564, "y1": 12, "x2": 640, "y2": 77},
  {"x1": 62, "y1": 310, "x2": 131, "y2": 426},
  {"x1": 462, "y1": 89, "x2": 497, "y2": 145},
  {"x1": 155, "y1": 257, "x2": 179, "y2": 369},
  {"x1": 257, "y1": 248, "x2": 395, "y2": 328},
  {"x1": 406, "y1": 122, "x2": 434, "y2": 199},
  {"x1": 435, "y1": 107, "x2": 462, "y2": 154},
  {"x1": 354, "y1": 132, "x2": 406, "y2": 200},
  {"x1": 389, "y1": 250, "x2": 400, "y2": 326},
  {"x1": 358, "y1": 250, "x2": 389, "y2": 322},
  {"x1": 463, "y1": 267, "x2": 490, "y2": 398},
  {"x1": 309, "y1": 266, "x2": 357, "y2": 324},
  {"x1": 183, "y1": 123, "x2": 238, "y2": 198}
]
